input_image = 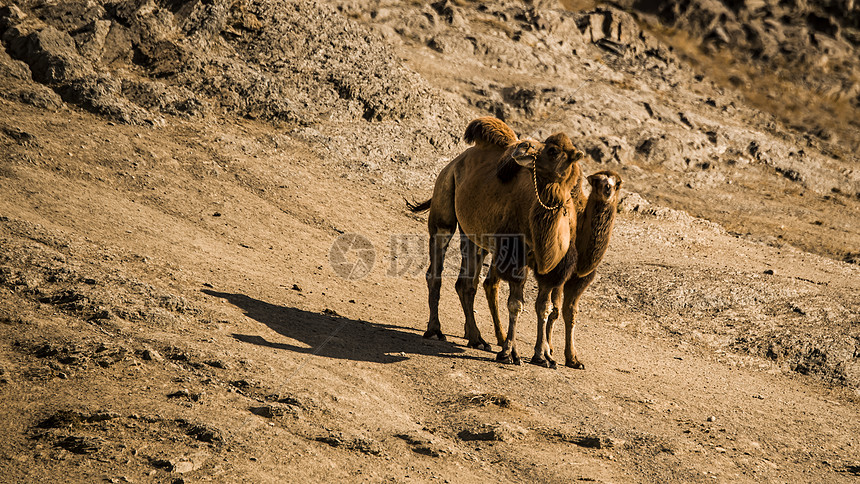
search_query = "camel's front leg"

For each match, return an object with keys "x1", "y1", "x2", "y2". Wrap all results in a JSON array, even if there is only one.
[
  {"x1": 531, "y1": 284, "x2": 557, "y2": 368},
  {"x1": 562, "y1": 271, "x2": 597, "y2": 369}
]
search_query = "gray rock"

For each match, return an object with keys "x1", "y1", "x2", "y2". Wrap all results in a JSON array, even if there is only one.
[
  {"x1": 617, "y1": 191, "x2": 650, "y2": 213},
  {"x1": 428, "y1": 33, "x2": 475, "y2": 55},
  {"x1": 55, "y1": 435, "x2": 103, "y2": 454},
  {"x1": 5, "y1": 25, "x2": 94, "y2": 84},
  {"x1": 249, "y1": 404, "x2": 298, "y2": 419},
  {"x1": 0, "y1": 5, "x2": 27, "y2": 32},
  {"x1": 184, "y1": 423, "x2": 222, "y2": 443},
  {"x1": 141, "y1": 348, "x2": 163, "y2": 362},
  {"x1": 557, "y1": 431, "x2": 625, "y2": 449},
  {"x1": 0, "y1": 42, "x2": 30, "y2": 80},
  {"x1": 395, "y1": 432, "x2": 453, "y2": 457},
  {"x1": 73, "y1": 20, "x2": 111, "y2": 62},
  {"x1": 317, "y1": 431, "x2": 384, "y2": 456},
  {"x1": 432, "y1": 0, "x2": 468, "y2": 29},
  {"x1": 169, "y1": 452, "x2": 209, "y2": 474},
  {"x1": 458, "y1": 422, "x2": 528, "y2": 442},
  {"x1": 635, "y1": 134, "x2": 686, "y2": 171},
  {"x1": 59, "y1": 74, "x2": 161, "y2": 126},
  {"x1": 584, "y1": 135, "x2": 633, "y2": 164}
]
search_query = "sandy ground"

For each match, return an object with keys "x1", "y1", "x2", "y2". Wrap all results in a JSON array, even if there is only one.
[{"x1": 1, "y1": 96, "x2": 858, "y2": 482}]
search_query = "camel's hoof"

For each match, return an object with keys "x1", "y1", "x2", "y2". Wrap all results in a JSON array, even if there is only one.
[
  {"x1": 496, "y1": 351, "x2": 521, "y2": 365},
  {"x1": 423, "y1": 330, "x2": 446, "y2": 341},
  {"x1": 530, "y1": 356, "x2": 557, "y2": 369},
  {"x1": 565, "y1": 359, "x2": 585, "y2": 369},
  {"x1": 467, "y1": 340, "x2": 492, "y2": 352}
]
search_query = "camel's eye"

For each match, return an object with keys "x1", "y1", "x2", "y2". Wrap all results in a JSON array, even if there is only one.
[{"x1": 546, "y1": 146, "x2": 558, "y2": 157}]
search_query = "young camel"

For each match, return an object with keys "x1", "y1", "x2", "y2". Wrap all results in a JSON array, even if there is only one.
[
  {"x1": 484, "y1": 170, "x2": 623, "y2": 368},
  {"x1": 407, "y1": 117, "x2": 585, "y2": 362}
]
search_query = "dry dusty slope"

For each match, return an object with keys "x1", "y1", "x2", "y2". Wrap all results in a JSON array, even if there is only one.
[{"x1": 1, "y1": 0, "x2": 860, "y2": 483}]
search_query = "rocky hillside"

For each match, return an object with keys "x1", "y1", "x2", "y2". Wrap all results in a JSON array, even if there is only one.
[{"x1": 619, "y1": 0, "x2": 860, "y2": 152}]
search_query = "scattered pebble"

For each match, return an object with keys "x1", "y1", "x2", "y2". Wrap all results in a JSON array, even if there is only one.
[
  {"x1": 173, "y1": 461, "x2": 194, "y2": 473},
  {"x1": 458, "y1": 422, "x2": 528, "y2": 443},
  {"x1": 167, "y1": 389, "x2": 202, "y2": 402},
  {"x1": 142, "y1": 349, "x2": 163, "y2": 362},
  {"x1": 204, "y1": 359, "x2": 228, "y2": 369},
  {"x1": 249, "y1": 405, "x2": 296, "y2": 419},
  {"x1": 55, "y1": 435, "x2": 103, "y2": 454}
]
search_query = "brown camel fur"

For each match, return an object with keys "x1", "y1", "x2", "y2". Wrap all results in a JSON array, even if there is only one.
[
  {"x1": 407, "y1": 117, "x2": 585, "y2": 360},
  {"x1": 486, "y1": 170, "x2": 622, "y2": 368},
  {"x1": 554, "y1": 170, "x2": 623, "y2": 368},
  {"x1": 546, "y1": 171, "x2": 622, "y2": 369}
]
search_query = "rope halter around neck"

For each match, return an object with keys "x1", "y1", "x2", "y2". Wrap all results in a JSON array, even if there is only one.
[{"x1": 531, "y1": 161, "x2": 568, "y2": 213}]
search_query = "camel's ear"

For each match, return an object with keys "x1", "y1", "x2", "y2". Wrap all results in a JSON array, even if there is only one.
[
  {"x1": 511, "y1": 140, "x2": 538, "y2": 169},
  {"x1": 587, "y1": 173, "x2": 600, "y2": 187}
]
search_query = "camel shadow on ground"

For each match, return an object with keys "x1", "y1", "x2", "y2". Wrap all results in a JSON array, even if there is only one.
[{"x1": 202, "y1": 289, "x2": 483, "y2": 364}]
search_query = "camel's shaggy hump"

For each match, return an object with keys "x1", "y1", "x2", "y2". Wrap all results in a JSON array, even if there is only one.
[{"x1": 463, "y1": 117, "x2": 517, "y2": 148}]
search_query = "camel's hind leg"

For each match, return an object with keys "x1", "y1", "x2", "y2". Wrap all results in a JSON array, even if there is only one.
[
  {"x1": 424, "y1": 226, "x2": 454, "y2": 341},
  {"x1": 562, "y1": 271, "x2": 597, "y2": 369},
  {"x1": 483, "y1": 263, "x2": 506, "y2": 346},
  {"x1": 496, "y1": 267, "x2": 527, "y2": 365},
  {"x1": 531, "y1": 284, "x2": 560, "y2": 369},
  {"x1": 455, "y1": 233, "x2": 491, "y2": 351}
]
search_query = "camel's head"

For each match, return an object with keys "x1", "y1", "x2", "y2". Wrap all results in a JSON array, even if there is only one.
[
  {"x1": 513, "y1": 133, "x2": 584, "y2": 184},
  {"x1": 587, "y1": 171, "x2": 623, "y2": 202}
]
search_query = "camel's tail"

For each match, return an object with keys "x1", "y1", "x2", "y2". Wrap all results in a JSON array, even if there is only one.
[
  {"x1": 406, "y1": 198, "x2": 432, "y2": 213},
  {"x1": 463, "y1": 117, "x2": 517, "y2": 148}
]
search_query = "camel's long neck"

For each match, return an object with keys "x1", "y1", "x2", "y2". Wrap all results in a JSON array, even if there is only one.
[
  {"x1": 535, "y1": 175, "x2": 567, "y2": 208},
  {"x1": 576, "y1": 196, "x2": 617, "y2": 276},
  {"x1": 529, "y1": 178, "x2": 573, "y2": 275}
]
